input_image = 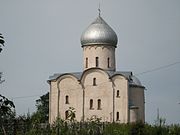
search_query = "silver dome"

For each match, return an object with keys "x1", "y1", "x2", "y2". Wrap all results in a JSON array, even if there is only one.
[{"x1": 81, "y1": 16, "x2": 118, "y2": 47}]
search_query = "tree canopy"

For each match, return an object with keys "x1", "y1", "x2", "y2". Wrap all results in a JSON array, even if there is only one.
[
  {"x1": 31, "y1": 92, "x2": 49, "y2": 123},
  {"x1": 0, "y1": 33, "x2": 5, "y2": 53}
]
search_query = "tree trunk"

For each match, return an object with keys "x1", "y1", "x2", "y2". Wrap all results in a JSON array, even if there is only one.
[{"x1": 2, "y1": 125, "x2": 7, "y2": 135}]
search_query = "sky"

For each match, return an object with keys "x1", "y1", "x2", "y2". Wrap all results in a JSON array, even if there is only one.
[{"x1": 0, "y1": 0, "x2": 180, "y2": 124}]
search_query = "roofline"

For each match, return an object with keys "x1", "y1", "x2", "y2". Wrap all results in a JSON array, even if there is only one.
[
  {"x1": 48, "y1": 70, "x2": 133, "y2": 83},
  {"x1": 47, "y1": 73, "x2": 81, "y2": 83},
  {"x1": 129, "y1": 84, "x2": 145, "y2": 89},
  {"x1": 80, "y1": 67, "x2": 110, "y2": 81},
  {"x1": 110, "y1": 72, "x2": 132, "y2": 80},
  {"x1": 47, "y1": 70, "x2": 145, "y2": 87}
]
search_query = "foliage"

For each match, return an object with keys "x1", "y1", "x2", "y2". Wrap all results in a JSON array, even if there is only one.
[
  {"x1": 31, "y1": 92, "x2": 49, "y2": 124},
  {"x1": 21, "y1": 92, "x2": 50, "y2": 134},
  {"x1": 65, "y1": 107, "x2": 76, "y2": 122},
  {"x1": 103, "y1": 122, "x2": 131, "y2": 135},
  {"x1": 1, "y1": 112, "x2": 180, "y2": 135},
  {"x1": 0, "y1": 91, "x2": 50, "y2": 134},
  {"x1": 0, "y1": 94, "x2": 15, "y2": 135},
  {"x1": 0, "y1": 33, "x2": 5, "y2": 53},
  {"x1": 0, "y1": 33, "x2": 16, "y2": 134},
  {"x1": 0, "y1": 91, "x2": 180, "y2": 135},
  {"x1": 15, "y1": 113, "x2": 32, "y2": 134},
  {"x1": 0, "y1": 94, "x2": 15, "y2": 116},
  {"x1": 49, "y1": 118, "x2": 180, "y2": 135}
]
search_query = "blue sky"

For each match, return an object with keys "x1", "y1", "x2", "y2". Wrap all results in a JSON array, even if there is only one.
[{"x1": 0, "y1": 0, "x2": 180, "y2": 124}]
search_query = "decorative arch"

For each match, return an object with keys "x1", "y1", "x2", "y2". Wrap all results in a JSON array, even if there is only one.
[
  {"x1": 110, "y1": 74, "x2": 128, "y2": 86},
  {"x1": 80, "y1": 68, "x2": 110, "y2": 85},
  {"x1": 56, "y1": 73, "x2": 80, "y2": 83},
  {"x1": 56, "y1": 73, "x2": 83, "y2": 91},
  {"x1": 110, "y1": 74, "x2": 128, "y2": 80}
]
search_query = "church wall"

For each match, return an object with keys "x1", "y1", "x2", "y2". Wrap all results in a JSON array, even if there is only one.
[
  {"x1": 130, "y1": 109, "x2": 138, "y2": 123},
  {"x1": 49, "y1": 81, "x2": 58, "y2": 124},
  {"x1": 58, "y1": 75, "x2": 83, "y2": 121},
  {"x1": 129, "y1": 86, "x2": 145, "y2": 122},
  {"x1": 83, "y1": 46, "x2": 115, "y2": 71},
  {"x1": 82, "y1": 69, "x2": 113, "y2": 122},
  {"x1": 112, "y1": 75, "x2": 129, "y2": 123}
]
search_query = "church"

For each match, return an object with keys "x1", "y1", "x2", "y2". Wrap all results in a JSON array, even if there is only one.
[{"x1": 48, "y1": 13, "x2": 145, "y2": 124}]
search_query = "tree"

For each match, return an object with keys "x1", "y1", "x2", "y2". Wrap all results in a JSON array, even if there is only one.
[
  {"x1": 0, "y1": 94, "x2": 15, "y2": 134},
  {"x1": 0, "y1": 33, "x2": 16, "y2": 134},
  {"x1": 31, "y1": 92, "x2": 49, "y2": 124},
  {"x1": 0, "y1": 33, "x2": 5, "y2": 53}
]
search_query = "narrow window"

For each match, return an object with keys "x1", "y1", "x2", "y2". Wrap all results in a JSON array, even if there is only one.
[
  {"x1": 107, "y1": 57, "x2": 110, "y2": 68},
  {"x1": 90, "y1": 99, "x2": 93, "y2": 109},
  {"x1": 85, "y1": 57, "x2": 88, "y2": 68},
  {"x1": 65, "y1": 95, "x2": 69, "y2": 104},
  {"x1": 65, "y1": 110, "x2": 69, "y2": 119},
  {"x1": 97, "y1": 99, "x2": 101, "y2": 110},
  {"x1": 116, "y1": 112, "x2": 119, "y2": 121},
  {"x1": 95, "y1": 57, "x2": 99, "y2": 67},
  {"x1": 117, "y1": 90, "x2": 120, "y2": 97},
  {"x1": 93, "y1": 78, "x2": 96, "y2": 86}
]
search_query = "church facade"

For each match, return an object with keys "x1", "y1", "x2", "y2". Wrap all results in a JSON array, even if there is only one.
[{"x1": 48, "y1": 14, "x2": 145, "y2": 124}]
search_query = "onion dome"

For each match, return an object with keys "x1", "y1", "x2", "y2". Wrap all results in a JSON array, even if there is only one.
[{"x1": 81, "y1": 15, "x2": 118, "y2": 47}]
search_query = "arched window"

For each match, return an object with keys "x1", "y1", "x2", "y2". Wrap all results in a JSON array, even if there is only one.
[
  {"x1": 116, "y1": 90, "x2": 120, "y2": 97},
  {"x1": 65, "y1": 110, "x2": 69, "y2": 119},
  {"x1": 85, "y1": 57, "x2": 88, "y2": 68},
  {"x1": 95, "y1": 57, "x2": 99, "y2": 67},
  {"x1": 107, "y1": 57, "x2": 110, "y2": 68},
  {"x1": 65, "y1": 95, "x2": 69, "y2": 104},
  {"x1": 97, "y1": 99, "x2": 101, "y2": 110},
  {"x1": 116, "y1": 112, "x2": 119, "y2": 121},
  {"x1": 93, "y1": 78, "x2": 96, "y2": 86},
  {"x1": 90, "y1": 99, "x2": 93, "y2": 109}
]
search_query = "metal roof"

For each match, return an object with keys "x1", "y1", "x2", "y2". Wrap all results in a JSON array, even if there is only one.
[
  {"x1": 48, "y1": 72, "x2": 82, "y2": 81},
  {"x1": 81, "y1": 16, "x2": 118, "y2": 47},
  {"x1": 48, "y1": 70, "x2": 143, "y2": 87}
]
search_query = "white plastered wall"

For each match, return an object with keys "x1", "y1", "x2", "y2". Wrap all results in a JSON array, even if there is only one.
[
  {"x1": 112, "y1": 75, "x2": 129, "y2": 123},
  {"x1": 49, "y1": 81, "x2": 58, "y2": 124},
  {"x1": 58, "y1": 75, "x2": 83, "y2": 121},
  {"x1": 82, "y1": 69, "x2": 113, "y2": 122},
  {"x1": 129, "y1": 86, "x2": 145, "y2": 122},
  {"x1": 83, "y1": 45, "x2": 116, "y2": 71}
]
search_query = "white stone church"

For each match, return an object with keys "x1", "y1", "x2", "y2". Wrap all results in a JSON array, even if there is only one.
[{"x1": 48, "y1": 14, "x2": 145, "y2": 124}]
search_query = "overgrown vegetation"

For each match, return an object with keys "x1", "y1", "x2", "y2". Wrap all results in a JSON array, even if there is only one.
[
  {"x1": 1, "y1": 115, "x2": 180, "y2": 135},
  {"x1": 0, "y1": 84, "x2": 179, "y2": 134},
  {"x1": 0, "y1": 104, "x2": 180, "y2": 135}
]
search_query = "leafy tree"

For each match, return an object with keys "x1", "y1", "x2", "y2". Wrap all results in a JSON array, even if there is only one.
[
  {"x1": 0, "y1": 34, "x2": 16, "y2": 134},
  {"x1": 0, "y1": 94, "x2": 15, "y2": 134},
  {"x1": 0, "y1": 33, "x2": 5, "y2": 53},
  {"x1": 31, "y1": 92, "x2": 49, "y2": 124}
]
